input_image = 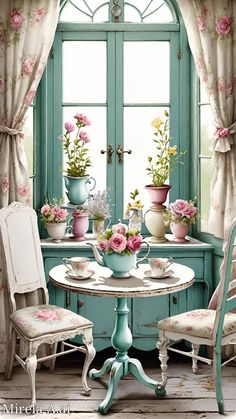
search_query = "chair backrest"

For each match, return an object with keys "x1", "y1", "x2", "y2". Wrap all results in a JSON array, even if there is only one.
[
  {"x1": 0, "y1": 202, "x2": 48, "y2": 312},
  {"x1": 213, "y1": 218, "x2": 236, "y2": 343}
]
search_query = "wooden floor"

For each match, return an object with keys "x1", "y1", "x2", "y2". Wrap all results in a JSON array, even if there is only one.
[{"x1": 1, "y1": 348, "x2": 236, "y2": 418}]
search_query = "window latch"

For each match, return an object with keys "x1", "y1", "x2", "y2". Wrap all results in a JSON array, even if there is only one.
[
  {"x1": 101, "y1": 144, "x2": 114, "y2": 163},
  {"x1": 116, "y1": 144, "x2": 132, "y2": 164}
]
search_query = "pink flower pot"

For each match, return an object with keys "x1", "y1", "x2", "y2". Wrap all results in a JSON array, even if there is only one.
[
  {"x1": 67, "y1": 211, "x2": 89, "y2": 241},
  {"x1": 170, "y1": 223, "x2": 189, "y2": 243},
  {"x1": 145, "y1": 184, "x2": 171, "y2": 206}
]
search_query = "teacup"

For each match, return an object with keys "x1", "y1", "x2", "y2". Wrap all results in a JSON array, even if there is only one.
[
  {"x1": 62, "y1": 257, "x2": 90, "y2": 276},
  {"x1": 148, "y1": 257, "x2": 173, "y2": 277}
]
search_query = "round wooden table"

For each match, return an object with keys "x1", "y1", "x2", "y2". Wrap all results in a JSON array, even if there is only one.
[{"x1": 49, "y1": 262, "x2": 195, "y2": 414}]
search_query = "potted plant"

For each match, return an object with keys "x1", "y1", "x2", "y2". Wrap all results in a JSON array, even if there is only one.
[
  {"x1": 86, "y1": 190, "x2": 111, "y2": 238},
  {"x1": 40, "y1": 198, "x2": 69, "y2": 242},
  {"x1": 163, "y1": 198, "x2": 198, "y2": 242},
  {"x1": 67, "y1": 206, "x2": 89, "y2": 241},
  {"x1": 59, "y1": 113, "x2": 96, "y2": 205},
  {"x1": 87, "y1": 221, "x2": 150, "y2": 278},
  {"x1": 145, "y1": 110, "x2": 186, "y2": 205},
  {"x1": 124, "y1": 189, "x2": 144, "y2": 232}
]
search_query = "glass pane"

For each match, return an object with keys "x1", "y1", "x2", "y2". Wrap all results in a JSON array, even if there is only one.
[
  {"x1": 124, "y1": 41, "x2": 170, "y2": 103},
  {"x1": 200, "y1": 105, "x2": 214, "y2": 156},
  {"x1": 24, "y1": 107, "x2": 34, "y2": 177},
  {"x1": 124, "y1": 0, "x2": 175, "y2": 23},
  {"x1": 123, "y1": 107, "x2": 170, "y2": 212},
  {"x1": 200, "y1": 158, "x2": 214, "y2": 232},
  {"x1": 60, "y1": 0, "x2": 109, "y2": 22},
  {"x1": 63, "y1": 41, "x2": 106, "y2": 103},
  {"x1": 62, "y1": 106, "x2": 107, "y2": 199}
]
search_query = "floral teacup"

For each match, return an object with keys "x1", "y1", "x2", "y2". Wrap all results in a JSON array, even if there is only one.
[
  {"x1": 148, "y1": 257, "x2": 173, "y2": 277},
  {"x1": 63, "y1": 257, "x2": 89, "y2": 276}
]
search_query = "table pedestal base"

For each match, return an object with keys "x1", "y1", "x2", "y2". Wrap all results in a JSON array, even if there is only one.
[{"x1": 89, "y1": 297, "x2": 166, "y2": 414}]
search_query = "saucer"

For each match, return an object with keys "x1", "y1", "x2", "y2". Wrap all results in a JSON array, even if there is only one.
[
  {"x1": 66, "y1": 269, "x2": 95, "y2": 280},
  {"x1": 144, "y1": 269, "x2": 174, "y2": 279}
]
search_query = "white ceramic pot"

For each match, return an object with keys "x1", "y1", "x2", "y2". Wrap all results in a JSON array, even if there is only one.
[
  {"x1": 144, "y1": 205, "x2": 168, "y2": 243},
  {"x1": 46, "y1": 222, "x2": 67, "y2": 243}
]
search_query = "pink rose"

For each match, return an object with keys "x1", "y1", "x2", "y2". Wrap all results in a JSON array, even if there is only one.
[
  {"x1": 215, "y1": 128, "x2": 230, "y2": 139},
  {"x1": 197, "y1": 16, "x2": 206, "y2": 31},
  {"x1": 24, "y1": 89, "x2": 36, "y2": 106},
  {"x1": 10, "y1": 10, "x2": 24, "y2": 30},
  {"x1": 64, "y1": 122, "x2": 75, "y2": 132},
  {"x1": 34, "y1": 308, "x2": 61, "y2": 321},
  {"x1": 109, "y1": 233, "x2": 127, "y2": 253},
  {"x1": 74, "y1": 113, "x2": 91, "y2": 126},
  {"x1": 112, "y1": 222, "x2": 128, "y2": 235},
  {"x1": 170, "y1": 199, "x2": 188, "y2": 214},
  {"x1": 216, "y1": 16, "x2": 232, "y2": 36},
  {"x1": 35, "y1": 8, "x2": 45, "y2": 22},
  {"x1": 79, "y1": 131, "x2": 90, "y2": 143},
  {"x1": 23, "y1": 58, "x2": 35, "y2": 76},
  {"x1": 18, "y1": 183, "x2": 29, "y2": 197},
  {"x1": 0, "y1": 34, "x2": 5, "y2": 46},
  {"x1": 41, "y1": 204, "x2": 50, "y2": 215},
  {"x1": 98, "y1": 239, "x2": 110, "y2": 252},
  {"x1": 127, "y1": 235, "x2": 142, "y2": 253},
  {"x1": 52, "y1": 207, "x2": 68, "y2": 221},
  {"x1": 1, "y1": 175, "x2": 9, "y2": 193},
  {"x1": 182, "y1": 206, "x2": 198, "y2": 219}
]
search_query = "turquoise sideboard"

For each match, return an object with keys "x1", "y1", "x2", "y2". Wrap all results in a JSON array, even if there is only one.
[{"x1": 41, "y1": 235, "x2": 213, "y2": 351}]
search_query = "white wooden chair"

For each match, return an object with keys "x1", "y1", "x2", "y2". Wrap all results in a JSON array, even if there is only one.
[
  {"x1": 1, "y1": 202, "x2": 96, "y2": 407},
  {"x1": 157, "y1": 218, "x2": 236, "y2": 414}
]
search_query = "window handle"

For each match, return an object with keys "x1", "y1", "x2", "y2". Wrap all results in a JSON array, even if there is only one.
[
  {"x1": 116, "y1": 144, "x2": 132, "y2": 164},
  {"x1": 101, "y1": 144, "x2": 114, "y2": 163}
]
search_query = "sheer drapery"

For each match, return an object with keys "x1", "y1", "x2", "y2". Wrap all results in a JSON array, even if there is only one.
[
  {"x1": 177, "y1": 0, "x2": 236, "y2": 239},
  {"x1": 0, "y1": 0, "x2": 60, "y2": 373}
]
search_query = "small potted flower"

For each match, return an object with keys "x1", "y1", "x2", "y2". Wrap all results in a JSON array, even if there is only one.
[
  {"x1": 145, "y1": 110, "x2": 186, "y2": 205},
  {"x1": 67, "y1": 205, "x2": 89, "y2": 241},
  {"x1": 163, "y1": 198, "x2": 198, "y2": 242},
  {"x1": 59, "y1": 113, "x2": 96, "y2": 205},
  {"x1": 87, "y1": 221, "x2": 150, "y2": 278},
  {"x1": 40, "y1": 198, "x2": 69, "y2": 242},
  {"x1": 124, "y1": 189, "x2": 144, "y2": 232},
  {"x1": 86, "y1": 190, "x2": 111, "y2": 238}
]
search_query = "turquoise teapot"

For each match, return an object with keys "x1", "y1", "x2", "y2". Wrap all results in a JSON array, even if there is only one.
[{"x1": 87, "y1": 241, "x2": 150, "y2": 278}]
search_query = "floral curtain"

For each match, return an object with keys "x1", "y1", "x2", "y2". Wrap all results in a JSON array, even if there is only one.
[
  {"x1": 0, "y1": 0, "x2": 60, "y2": 373},
  {"x1": 177, "y1": 0, "x2": 236, "y2": 239}
]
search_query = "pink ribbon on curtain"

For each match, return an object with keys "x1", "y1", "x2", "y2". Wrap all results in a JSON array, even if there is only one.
[
  {"x1": 0, "y1": 124, "x2": 24, "y2": 138},
  {"x1": 210, "y1": 121, "x2": 236, "y2": 153}
]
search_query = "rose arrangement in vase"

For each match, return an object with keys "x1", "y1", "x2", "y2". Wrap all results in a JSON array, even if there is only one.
[
  {"x1": 124, "y1": 189, "x2": 144, "y2": 232},
  {"x1": 86, "y1": 190, "x2": 111, "y2": 238},
  {"x1": 59, "y1": 113, "x2": 96, "y2": 205},
  {"x1": 145, "y1": 110, "x2": 186, "y2": 204},
  {"x1": 40, "y1": 198, "x2": 69, "y2": 242},
  {"x1": 163, "y1": 198, "x2": 198, "y2": 243},
  {"x1": 87, "y1": 221, "x2": 150, "y2": 278}
]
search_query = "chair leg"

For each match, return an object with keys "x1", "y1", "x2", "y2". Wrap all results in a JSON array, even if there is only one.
[
  {"x1": 49, "y1": 342, "x2": 58, "y2": 373},
  {"x1": 157, "y1": 330, "x2": 169, "y2": 391},
  {"x1": 25, "y1": 354, "x2": 37, "y2": 406},
  {"x1": 213, "y1": 347, "x2": 224, "y2": 414},
  {"x1": 192, "y1": 343, "x2": 200, "y2": 374},
  {"x1": 5, "y1": 327, "x2": 17, "y2": 380},
  {"x1": 81, "y1": 328, "x2": 96, "y2": 394}
]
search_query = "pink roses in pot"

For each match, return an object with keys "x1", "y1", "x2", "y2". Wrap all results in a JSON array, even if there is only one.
[
  {"x1": 98, "y1": 221, "x2": 142, "y2": 255},
  {"x1": 163, "y1": 198, "x2": 198, "y2": 226}
]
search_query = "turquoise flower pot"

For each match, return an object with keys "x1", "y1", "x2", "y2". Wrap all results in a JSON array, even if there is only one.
[{"x1": 64, "y1": 175, "x2": 96, "y2": 205}]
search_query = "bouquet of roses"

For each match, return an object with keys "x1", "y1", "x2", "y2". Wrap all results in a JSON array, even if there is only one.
[
  {"x1": 40, "y1": 198, "x2": 68, "y2": 224},
  {"x1": 163, "y1": 198, "x2": 198, "y2": 226},
  {"x1": 97, "y1": 221, "x2": 142, "y2": 255}
]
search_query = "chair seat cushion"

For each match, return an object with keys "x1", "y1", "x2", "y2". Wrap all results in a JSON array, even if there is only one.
[
  {"x1": 10, "y1": 305, "x2": 92, "y2": 339},
  {"x1": 158, "y1": 309, "x2": 236, "y2": 339}
]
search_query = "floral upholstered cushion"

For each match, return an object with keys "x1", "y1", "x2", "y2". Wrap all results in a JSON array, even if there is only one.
[
  {"x1": 158, "y1": 309, "x2": 236, "y2": 339},
  {"x1": 10, "y1": 305, "x2": 92, "y2": 339}
]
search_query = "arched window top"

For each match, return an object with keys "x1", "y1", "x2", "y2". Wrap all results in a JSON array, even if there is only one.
[{"x1": 59, "y1": 0, "x2": 177, "y2": 23}]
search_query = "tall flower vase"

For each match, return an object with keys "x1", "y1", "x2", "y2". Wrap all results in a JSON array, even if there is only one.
[
  {"x1": 144, "y1": 184, "x2": 171, "y2": 243},
  {"x1": 46, "y1": 222, "x2": 67, "y2": 243},
  {"x1": 170, "y1": 223, "x2": 190, "y2": 243},
  {"x1": 64, "y1": 175, "x2": 96, "y2": 205}
]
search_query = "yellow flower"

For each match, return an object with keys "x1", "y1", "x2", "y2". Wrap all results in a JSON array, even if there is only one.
[
  {"x1": 168, "y1": 145, "x2": 177, "y2": 156},
  {"x1": 151, "y1": 117, "x2": 163, "y2": 130}
]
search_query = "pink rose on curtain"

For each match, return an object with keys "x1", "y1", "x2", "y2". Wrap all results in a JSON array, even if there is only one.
[
  {"x1": 24, "y1": 89, "x2": 36, "y2": 106},
  {"x1": 23, "y1": 58, "x2": 35, "y2": 76},
  {"x1": 0, "y1": 34, "x2": 5, "y2": 46},
  {"x1": 1, "y1": 175, "x2": 9, "y2": 193},
  {"x1": 10, "y1": 10, "x2": 25, "y2": 30},
  {"x1": 18, "y1": 183, "x2": 30, "y2": 197},
  {"x1": 216, "y1": 16, "x2": 232, "y2": 36},
  {"x1": 34, "y1": 8, "x2": 46, "y2": 22},
  {"x1": 197, "y1": 16, "x2": 206, "y2": 31}
]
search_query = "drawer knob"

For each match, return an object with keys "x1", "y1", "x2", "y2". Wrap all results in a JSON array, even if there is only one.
[
  {"x1": 78, "y1": 299, "x2": 84, "y2": 308},
  {"x1": 172, "y1": 296, "x2": 178, "y2": 304}
]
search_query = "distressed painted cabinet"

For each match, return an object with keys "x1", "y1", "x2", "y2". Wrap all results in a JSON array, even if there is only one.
[{"x1": 41, "y1": 235, "x2": 213, "y2": 351}]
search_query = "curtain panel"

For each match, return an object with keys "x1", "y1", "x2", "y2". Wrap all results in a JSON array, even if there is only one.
[
  {"x1": 177, "y1": 0, "x2": 236, "y2": 239},
  {"x1": 0, "y1": 0, "x2": 60, "y2": 373}
]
